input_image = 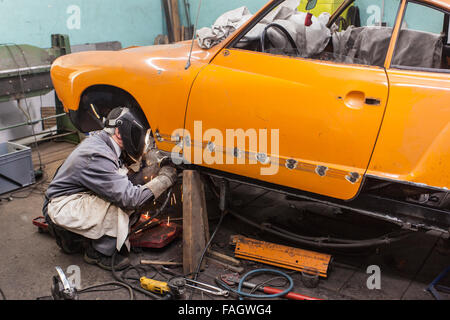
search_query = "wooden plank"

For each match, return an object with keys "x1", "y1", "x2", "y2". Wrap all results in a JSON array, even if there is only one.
[
  {"x1": 206, "y1": 257, "x2": 244, "y2": 274},
  {"x1": 162, "y1": 0, "x2": 174, "y2": 43},
  {"x1": 140, "y1": 260, "x2": 182, "y2": 266},
  {"x1": 170, "y1": 0, "x2": 181, "y2": 42},
  {"x1": 207, "y1": 249, "x2": 241, "y2": 266},
  {"x1": 182, "y1": 170, "x2": 210, "y2": 275}
]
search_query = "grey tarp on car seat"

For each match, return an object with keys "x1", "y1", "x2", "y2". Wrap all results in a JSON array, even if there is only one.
[
  {"x1": 332, "y1": 26, "x2": 393, "y2": 66},
  {"x1": 332, "y1": 26, "x2": 443, "y2": 68},
  {"x1": 196, "y1": 0, "x2": 331, "y2": 58},
  {"x1": 392, "y1": 29, "x2": 443, "y2": 69},
  {"x1": 197, "y1": 0, "x2": 300, "y2": 49},
  {"x1": 197, "y1": 6, "x2": 253, "y2": 49}
]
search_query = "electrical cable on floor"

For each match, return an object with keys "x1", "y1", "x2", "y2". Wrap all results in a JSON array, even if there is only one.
[
  {"x1": 7, "y1": 170, "x2": 49, "y2": 199},
  {"x1": 249, "y1": 273, "x2": 296, "y2": 295},
  {"x1": 76, "y1": 282, "x2": 134, "y2": 300},
  {"x1": 0, "y1": 288, "x2": 6, "y2": 300},
  {"x1": 188, "y1": 208, "x2": 227, "y2": 300},
  {"x1": 110, "y1": 187, "x2": 175, "y2": 300},
  {"x1": 215, "y1": 269, "x2": 294, "y2": 300}
]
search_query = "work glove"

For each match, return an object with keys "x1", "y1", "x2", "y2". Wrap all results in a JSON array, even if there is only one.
[{"x1": 144, "y1": 165, "x2": 177, "y2": 199}]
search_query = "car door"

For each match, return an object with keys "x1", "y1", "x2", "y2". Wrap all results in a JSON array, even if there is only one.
[
  {"x1": 368, "y1": 0, "x2": 450, "y2": 190},
  {"x1": 184, "y1": 0, "x2": 401, "y2": 200}
]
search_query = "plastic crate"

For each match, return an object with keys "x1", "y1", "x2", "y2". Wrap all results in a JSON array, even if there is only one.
[{"x1": 0, "y1": 142, "x2": 35, "y2": 195}]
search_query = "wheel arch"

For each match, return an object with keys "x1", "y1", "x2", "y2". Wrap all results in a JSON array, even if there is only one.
[{"x1": 68, "y1": 84, "x2": 151, "y2": 133}]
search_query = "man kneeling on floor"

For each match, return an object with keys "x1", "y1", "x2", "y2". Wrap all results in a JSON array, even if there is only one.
[{"x1": 42, "y1": 107, "x2": 177, "y2": 271}]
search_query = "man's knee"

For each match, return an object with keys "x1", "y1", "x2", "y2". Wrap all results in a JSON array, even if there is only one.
[{"x1": 45, "y1": 215, "x2": 86, "y2": 254}]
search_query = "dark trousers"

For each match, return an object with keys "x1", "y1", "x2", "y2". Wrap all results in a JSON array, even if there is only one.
[{"x1": 43, "y1": 196, "x2": 139, "y2": 256}]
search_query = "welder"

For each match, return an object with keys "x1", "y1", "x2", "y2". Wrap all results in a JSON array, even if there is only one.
[{"x1": 42, "y1": 107, "x2": 177, "y2": 271}]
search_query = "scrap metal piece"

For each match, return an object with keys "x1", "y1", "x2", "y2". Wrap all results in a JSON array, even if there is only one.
[{"x1": 232, "y1": 235, "x2": 332, "y2": 278}]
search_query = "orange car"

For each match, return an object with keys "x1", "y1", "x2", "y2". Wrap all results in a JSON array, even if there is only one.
[{"x1": 51, "y1": 0, "x2": 450, "y2": 235}]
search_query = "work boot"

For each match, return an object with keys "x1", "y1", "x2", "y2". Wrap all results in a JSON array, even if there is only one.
[{"x1": 83, "y1": 245, "x2": 130, "y2": 271}]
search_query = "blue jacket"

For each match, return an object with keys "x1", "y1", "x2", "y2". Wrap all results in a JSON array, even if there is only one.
[{"x1": 46, "y1": 130, "x2": 153, "y2": 211}]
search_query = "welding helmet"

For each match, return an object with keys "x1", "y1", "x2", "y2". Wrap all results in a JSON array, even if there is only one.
[{"x1": 104, "y1": 107, "x2": 146, "y2": 161}]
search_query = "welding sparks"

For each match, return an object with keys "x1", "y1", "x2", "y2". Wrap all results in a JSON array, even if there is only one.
[{"x1": 167, "y1": 216, "x2": 170, "y2": 226}]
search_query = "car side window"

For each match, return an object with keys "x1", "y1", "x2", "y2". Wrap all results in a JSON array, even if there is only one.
[
  {"x1": 391, "y1": 1, "x2": 449, "y2": 71},
  {"x1": 233, "y1": 0, "x2": 401, "y2": 67}
]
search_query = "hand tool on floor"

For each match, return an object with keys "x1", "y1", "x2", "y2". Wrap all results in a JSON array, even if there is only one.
[
  {"x1": 220, "y1": 273, "x2": 321, "y2": 301},
  {"x1": 140, "y1": 275, "x2": 229, "y2": 299},
  {"x1": 140, "y1": 277, "x2": 172, "y2": 296},
  {"x1": 51, "y1": 266, "x2": 78, "y2": 300}
]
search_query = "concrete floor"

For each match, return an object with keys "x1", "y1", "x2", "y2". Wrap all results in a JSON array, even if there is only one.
[{"x1": 0, "y1": 140, "x2": 449, "y2": 300}]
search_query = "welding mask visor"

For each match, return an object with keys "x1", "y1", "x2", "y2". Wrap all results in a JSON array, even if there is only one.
[{"x1": 115, "y1": 111, "x2": 146, "y2": 161}]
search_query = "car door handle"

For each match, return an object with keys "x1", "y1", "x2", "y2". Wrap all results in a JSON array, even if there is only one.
[
  {"x1": 343, "y1": 91, "x2": 381, "y2": 109},
  {"x1": 364, "y1": 98, "x2": 381, "y2": 106}
]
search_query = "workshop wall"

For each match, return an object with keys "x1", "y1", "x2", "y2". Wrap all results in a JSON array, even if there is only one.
[
  {"x1": 0, "y1": 0, "x2": 165, "y2": 49},
  {"x1": 0, "y1": 0, "x2": 165, "y2": 143},
  {"x1": 184, "y1": 0, "x2": 268, "y2": 30}
]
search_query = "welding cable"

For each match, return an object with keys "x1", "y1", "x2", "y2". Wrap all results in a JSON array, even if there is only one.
[
  {"x1": 228, "y1": 209, "x2": 413, "y2": 249},
  {"x1": 76, "y1": 282, "x2": 134, "y2": 300},
  {"x1": 187, "y1": 209, "x2": 227, "y2": 299},
  {"x1": 249, "y1": 274, "x2": 294, "y2": 295},
  {"x1": 215, "y1": 269, "x2": 294, "y2": 300},
  {"x1": 111, "y1": 251, "x2": 167, "y2": 300},
  {"x1": 7, "y1": 170, "x2": 49, "y2": 199},
  {"x1": 3, "y1": 44, "x2": 44, "y2": 171}
]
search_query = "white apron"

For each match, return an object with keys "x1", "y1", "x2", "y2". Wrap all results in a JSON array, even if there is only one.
[{"x1": 47, "y1": 192, "x2": 132, "y2": 252}]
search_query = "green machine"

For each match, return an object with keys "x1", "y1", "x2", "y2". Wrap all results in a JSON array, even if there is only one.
[{"x1": 0, "y1": 34, "x2": 81, "y2": 144}]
